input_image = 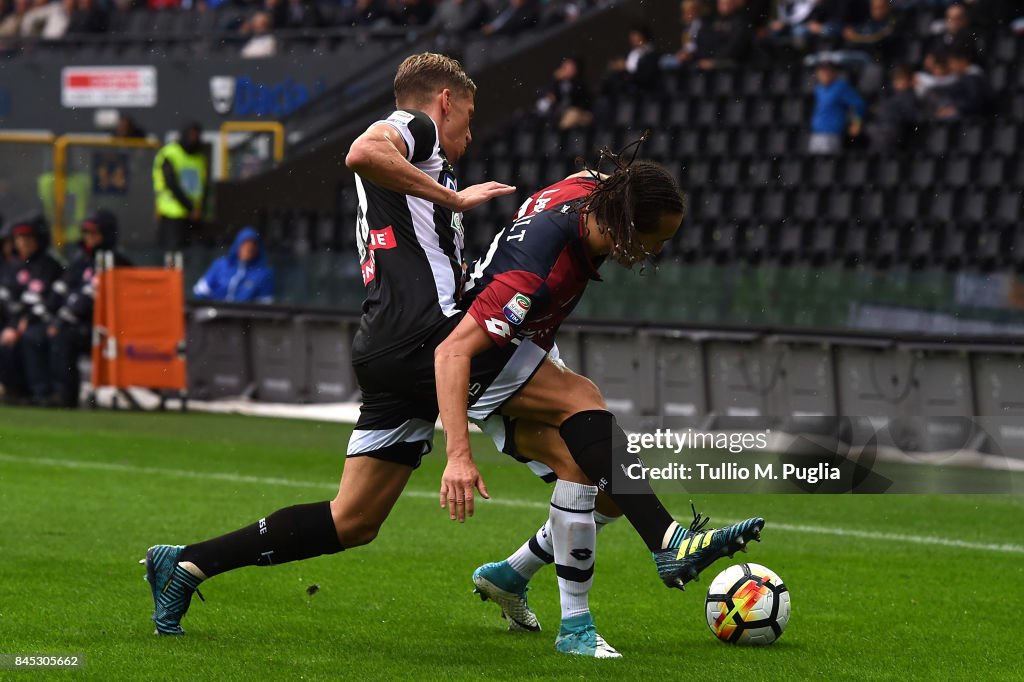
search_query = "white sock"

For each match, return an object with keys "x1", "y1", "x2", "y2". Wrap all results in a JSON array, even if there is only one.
[
  {"x1": 549, "y1": 480, "x2": 598, "y2": 622},
  {"x1": 507, "y1": 522, "x2": 553, "y2": 579},
  {"x1": 506, "y1": 510, "x2": 621, "y2": 580}
]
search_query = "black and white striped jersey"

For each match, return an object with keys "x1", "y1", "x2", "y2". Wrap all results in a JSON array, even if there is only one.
[{"x1": 351, "y1": 109, "x2": 466, "y2": 363}]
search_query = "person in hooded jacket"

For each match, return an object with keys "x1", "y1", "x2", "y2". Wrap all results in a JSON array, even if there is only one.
[
  {"x1": 0, "y1": 215, "x2": 65, "y2": 404},
  {"x1": 192, "y1": 227, "x2": 275, "y2": 304},
  {"x1": 46, "y1": 208, "x2": 132, "y2": 408}
]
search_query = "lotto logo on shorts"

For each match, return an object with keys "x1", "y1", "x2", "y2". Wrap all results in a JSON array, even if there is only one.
[{"x1": 503, "y1": 293, "x2": 531, "y2": 326}]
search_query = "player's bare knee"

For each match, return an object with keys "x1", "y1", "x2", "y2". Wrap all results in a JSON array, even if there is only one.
[
  {"x1": 334, "y1": 518, "x2": 380, "y2": 548},
  {"x1": 558, "y1": 375, "x2": 606, "y2": 420}
]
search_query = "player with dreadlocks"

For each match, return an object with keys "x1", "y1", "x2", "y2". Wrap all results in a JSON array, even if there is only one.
[{"x1": 433, "y1": 139, "x2": 767, "y2": 657}]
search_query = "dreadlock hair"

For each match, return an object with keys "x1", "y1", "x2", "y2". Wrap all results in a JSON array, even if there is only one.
[{"x1": 571, "y1": 132, "x2": 686, "y2": 267}]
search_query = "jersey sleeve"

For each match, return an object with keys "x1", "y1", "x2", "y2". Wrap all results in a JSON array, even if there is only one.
[
  {"x1": 377, "y1": 109, "x2": 437, "y2": 164},
  {"x1": 467, "y1": 271, "x2": 545, "y2": 347}
]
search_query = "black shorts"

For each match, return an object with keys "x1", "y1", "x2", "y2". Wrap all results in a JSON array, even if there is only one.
[{"x1": 346, "y1": 318, "x2": 548, "y2": 468}]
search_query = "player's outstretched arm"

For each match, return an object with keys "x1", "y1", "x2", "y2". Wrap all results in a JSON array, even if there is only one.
[
  {"x1": 346, "y1": 123, "x2": 514, "y2": 212},
  {"x1": 434, "y1": 316, "x2": 494, "y2": 522}
]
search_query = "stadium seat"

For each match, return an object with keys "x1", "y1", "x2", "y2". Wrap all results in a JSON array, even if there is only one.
[
  {"x1": 927, "y1": 190, "x2": 955, "y2": 222},
  {"x1": 943, "y1": 157, "x2": 972, "y2": 187},
  {"x1": 314, "y1": 211, "x2": 340, "y2": 252},
  {"x1": 876, "y1": 157, "x2": 904, "y2": 189},
  {"x1": 960, "y1": 188, "x2": 990, "y2": 223},
  {"x1": 861, "y1": 188, "x2": 889, "y2": 221},
  {"x1": 957, "y1": 123, "x2": 985, "y2": 155},
  {"x1": 778, "y1": 158, "x2": 804, "y2": 188},
  {"x1": 746, "y1": 157, "x2": 773, "y2": 186},
  {"x1": 994, "y1": 33, "x2": 1020, "y2": 63},
  {"x1": 826, "y1": 189, "x2": 854, "y2": 221},
  {"x1": 758, "y1": 188, "x2": 789, "y2": 223},
  {"x1": 995, "y1": 191, "x2": 1022, "y2": 224},
  {"x1": 992, "y1": 123, "x2": 1018, "y2": 155},
  {"x1": 841, "y1": 155, "x2": 869, "y2": 186},
  {"x1": 639, "y1": 98, "x2": 665, "y2": 128},
  {"x1": 724, "y1": 99, "x2": 747, "y2": 127},
  {"x1": 978, "y1": 157, "x2": 1005, "y2": 189},
  {"x1": 907, "y1": 224, "x2": 938, "y2": 269},
  {"x1": 910, "y1": 157, "x2": 938, "y2": 189},
  {"x1": 809, "y1": 156, "x2": 838, "y2": 188},
  {"x1": 735, "y1": 130, "x2": 762, "y2": 157},
  {"x1": 741, "y1": 70, "x2": 766, "y2": 97},
  {"x1": 794, "y1": 190, "x2": 821, "y2": 221},
  {"x1": 717, "y1": 158, "x2": 742, "y2": 187},
  {"x1": 731, "y1": 189, "x2": 757, "y2": 220},
  {"x1": 777, "y1": 221, "x2": 806, "y2": 263},
  {"x1": 667, "y1": 99, "x2": 691, "y2": 126}
]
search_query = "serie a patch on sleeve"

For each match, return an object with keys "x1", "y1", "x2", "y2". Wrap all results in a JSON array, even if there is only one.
[{"x1": 503, "y1": 293, "x2": 531, "y2": 325}]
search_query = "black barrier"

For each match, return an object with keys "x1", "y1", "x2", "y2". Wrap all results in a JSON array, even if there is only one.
[{"x1": 184, "y1": 302, "x2": 1024, "y2": 461}]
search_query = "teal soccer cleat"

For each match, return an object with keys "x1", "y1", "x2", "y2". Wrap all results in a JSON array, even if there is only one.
[
  {"x1": 143, "y1": 544, "x2": 204, "y2": 635},
  {"x1": 654, "y1": 505, "x2": 765, "y2": 590},
  {"x1": 472, "y1": 561, "x2": 541, "y2": 632},
  {"x1": 554, "y1": 613, "x2": 621, "y2": 659}
]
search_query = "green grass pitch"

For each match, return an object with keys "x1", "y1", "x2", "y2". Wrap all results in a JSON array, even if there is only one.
[{"x1": 1, "y1": 407, "x2": 1023, "y2": 680}]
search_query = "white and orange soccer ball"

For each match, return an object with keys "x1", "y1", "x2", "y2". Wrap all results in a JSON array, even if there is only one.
[{"x1": 705, "y1": 563, "x2": 791, "y2": 645}]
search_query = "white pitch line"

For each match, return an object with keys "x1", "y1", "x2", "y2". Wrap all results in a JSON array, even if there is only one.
[{"x1": 1, "y1": 452, "x2": 1022, "y2": 555}]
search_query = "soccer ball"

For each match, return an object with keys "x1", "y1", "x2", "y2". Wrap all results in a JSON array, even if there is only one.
[{"x1": 705, "y1": 563, "x2": 790, "y2": 645}]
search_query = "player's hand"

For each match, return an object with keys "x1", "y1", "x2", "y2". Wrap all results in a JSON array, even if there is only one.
[
  {"x1": 440, "y1": 453, "x2": 490, "y2": 523},
  {"x1": 453, "y1": 182, "x2": 516, "y2": 212},
  {"x1": 0, "y1": 328, "x2": 17, "y2": 346}
]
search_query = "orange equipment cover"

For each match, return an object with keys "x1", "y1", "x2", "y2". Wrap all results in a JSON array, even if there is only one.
[{"x1": 90, "y1": 268, "x2": 187, "y2": 391}]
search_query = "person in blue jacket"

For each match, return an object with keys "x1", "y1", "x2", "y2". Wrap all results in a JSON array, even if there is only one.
[
  {"x1": 808, "y1": 58, "x2": 866, "y2": 154},
  {"x1": 193, "y1": 227, "x2": 275, "y2": 303}
]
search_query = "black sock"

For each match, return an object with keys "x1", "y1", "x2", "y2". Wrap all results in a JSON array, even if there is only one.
[
  {"x1": 560, "y1": 410, "x2": 675, "y2": 552},
  {"x1": 179, "y1": 501, "x2": 343, "y2": 578}
]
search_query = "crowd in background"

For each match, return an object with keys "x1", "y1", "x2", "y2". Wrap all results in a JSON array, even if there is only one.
[
  {"x1": 533, "y1": 0, "x2": 1021, "y2": 156},
  {"x1": 0, "y1": 0, "x2": 598, "y2": 53}
]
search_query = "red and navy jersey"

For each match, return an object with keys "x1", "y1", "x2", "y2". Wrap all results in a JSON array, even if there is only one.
[{"x1": 461, "y1": 177, "x2": 602, "y2": 351}]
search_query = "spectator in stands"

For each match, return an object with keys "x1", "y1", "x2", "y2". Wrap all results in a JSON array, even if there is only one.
[
  {"x1": 284, "y1": 0, "x2": 324, "y2": 28},
  {"x1": 46, "y1": 209, "x2": 130, "y2": 408},
  {"x1": 604, "y1": 24, "x2": 661, "y2": 93},
  {"x1": 694, "y1": 0, "x2": 752, "y2": 69},
  {"x1": 767, "y1": 0, "x2": 816, "y2": 45},
  {"x1": 0, "y1": 0, "x2": 29, "y2": 43},
  {"x1": 193, "y1": 227, "x2": 275, "y2": 304},
  {"x1": 337, "y1": 0, "x2": 382, "y2": 28},
  {"x1": 0, "y1": 215, "x2": 64, "y2": 405},
  {"x1": 240, "y1": 11, "x2": 277, "y2": 56},
  {"x1": 430, "y1": 0, "x2": 487, "y2": 41},
  {"x1": 66, "y1": 0, "x2": 107, "y2": 34},
  {"x1": 926, "y1": 3, "x2": 978, "y2": 67},
  {"x1": 20, "y1": 0, "x2": 68, "y2": 39},
  {"x1": 537, "y1": 0, "x2": 584, "y2": 27},
  {"x1": 868, "y1": 63, "x2": 919, "y2": 152},
  {"x1": 808, "y1": 58, "x2": 866, "y2": 154},
  {"x1": 744, "y1": 0, "x2": 772, "y2": 30},
  {"x1": 537, "y1": 56, "x2": 594, "y2": 130},
  {"x1": 661, "y1": 0, "x2": 708, "y2": 69},
  {"x1": 842, "y1": 0, "x2": 902, "y2": 64},
  {"x1": 115, "y1": 113, "x2": 147, "y2": 139},
  {"x1": 381, "y1": 0, "x2": 434, "y2": 26},
  {"x1": 929, "y1": 47, "x2": 993, "y2": 120},
  {"x1": 153, "y1": 121, "x2": 208, "y2": 251},
  {"x1": 482, "y1": 0, "x2": 539, "y2": 36}
]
